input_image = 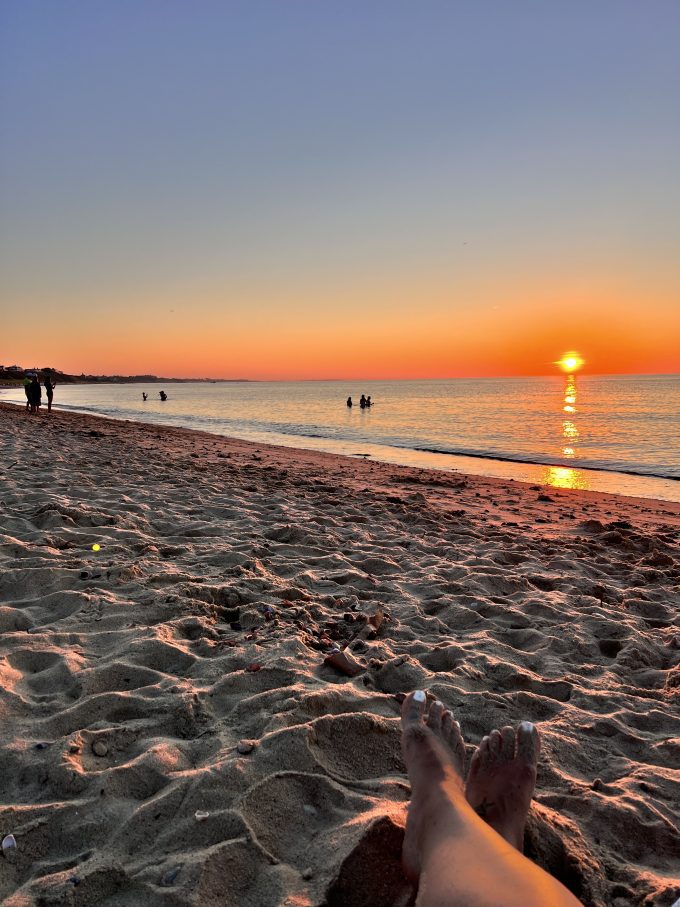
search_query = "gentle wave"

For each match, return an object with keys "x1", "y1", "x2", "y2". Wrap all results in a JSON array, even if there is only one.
[
  {"x1": 3, "y1": 375, "x2": 678, "y2": 500},
  {"x1": 410, "y1": 445, "x2": 679, "y2": 480},
  {"x1": 36, "y1": 399, "x2": 680, "y2": 482}
]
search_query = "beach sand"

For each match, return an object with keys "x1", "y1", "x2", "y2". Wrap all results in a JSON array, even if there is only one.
[{"x1": 0, "y1": 402, "x2": 678, "y2": 906}]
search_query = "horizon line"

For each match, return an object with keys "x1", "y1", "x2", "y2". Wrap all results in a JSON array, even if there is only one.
[{"x1": 13, "y1": 370, "x2": 677, "y2": 382}]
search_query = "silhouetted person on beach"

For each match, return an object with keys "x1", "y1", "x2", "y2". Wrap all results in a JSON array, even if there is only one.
[
  {"x1": 347, "y1": 396, "x2": 353, "y2": 408},
  {"x1": 23, "y1": 375, "x2": 31, "y2": 412},
  {"x1": 44, "y1": 375, "x2": 55, "y2": 412},
  {"x1": 366, "y1": 395, "x2": 372, "y2": 407},
  {"x1": 159, "y1": 391, "x2": 167, "y2": 401},
  {"x1": 359, "y1": 394, "x2": 367, "y2": 409},
  {"x1": 400, "y1": 691, "x2": 580, "y2": 907},
  {"x1": 142, "y1": 392, "x2": 148, "y2": 401},
  {"x1": 28, "y1": 376, "x2": 42, "y2": 413}
]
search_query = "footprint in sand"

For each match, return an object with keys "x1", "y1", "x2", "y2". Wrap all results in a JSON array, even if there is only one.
[
  {"x1": 241, "y1": 770, "x2": 366, "y2": 867},
  {"x1": 7, "y1": 649, "x2": 82, "y2": 702},
  {"x1": 307, "y1": 713, "x2": 403, "y2": 781}
]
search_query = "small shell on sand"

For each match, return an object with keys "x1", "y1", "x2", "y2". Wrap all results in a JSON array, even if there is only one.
[
  {"x1": 194, "y1": 810, "x2": 209, "y2": 821},
  {"x1": 92, "y1": 740, "x2": 108, "y2": 757},
  {"x1": 237, "y1": 740, "x2": 255, "y2": 755},
  {"x1": 2, "y1": 834, "x2": 17, "y2": 854},
  {"x1": 160, "y1": 866, "x2": 181, "y2": 887}
]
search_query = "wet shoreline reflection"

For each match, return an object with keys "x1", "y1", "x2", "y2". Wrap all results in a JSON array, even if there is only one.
[{"x1": 541, "y1": 373, "x2": 589, "y2": 490}]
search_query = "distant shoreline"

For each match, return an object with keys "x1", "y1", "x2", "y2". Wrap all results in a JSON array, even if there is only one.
[{"x1": 0, "y1": 373, "x2": 252, "y2": 387}]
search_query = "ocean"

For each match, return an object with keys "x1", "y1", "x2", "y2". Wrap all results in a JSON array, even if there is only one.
[{"x1": 2, "y1": 374, "x2": 678, "y2": 502}]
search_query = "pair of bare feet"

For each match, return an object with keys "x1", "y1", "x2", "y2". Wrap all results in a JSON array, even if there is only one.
[{"x1": 399, "y1": 690, "x2": 581, "y2": 907}]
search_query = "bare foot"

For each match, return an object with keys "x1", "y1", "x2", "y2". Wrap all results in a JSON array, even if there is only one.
[
  {"x1": 400, "y1": 691, "x2": 466, "y2": 881},
  {"x1": 465, "y1": 722, "x2": 540, "y2": 851}
]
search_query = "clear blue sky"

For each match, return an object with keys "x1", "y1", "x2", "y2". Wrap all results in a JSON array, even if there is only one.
[{"x1": 1, "y1": 1, "x2": 679, "y2": 377}]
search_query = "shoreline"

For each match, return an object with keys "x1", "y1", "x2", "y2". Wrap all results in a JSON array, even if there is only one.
[
  {"x1": 1, "y1": 402, "x2": 678, "y2": 905},
  {"x1": 2, "y1": 397, "x2": 677, "y2": 504}
]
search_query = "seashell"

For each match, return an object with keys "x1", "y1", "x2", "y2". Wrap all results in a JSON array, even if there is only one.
[
  {"x1": 194, "y1": 810, "x2": 209, "y2": 821},
  {"x1": 160, "y1": 866, "x2": 181, "y2": 887},
  {"x1": 236, "y1": 740, "x2": 255, "y2": 755},
  {"x1": 2, "y1": 834, "x2": 17, "y2": 853}
]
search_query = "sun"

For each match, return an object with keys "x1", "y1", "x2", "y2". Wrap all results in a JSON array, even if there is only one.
[{"x1": 557, "y1": 351, "x2": 584, "y2": 372}]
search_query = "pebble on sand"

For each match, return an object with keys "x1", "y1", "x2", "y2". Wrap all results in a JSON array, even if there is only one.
[{"x1": 324, "y1": 648, "x2": 365, "y2": 677}]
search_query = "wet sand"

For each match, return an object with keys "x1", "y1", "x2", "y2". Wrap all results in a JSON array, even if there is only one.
[{"x1": 0, "y1": 402, "x2": 678, "y2": 906}]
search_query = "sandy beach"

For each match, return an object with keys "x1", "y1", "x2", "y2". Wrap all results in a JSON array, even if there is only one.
[{"x1": 0, "y1": 402, "x2": 678, "y2": 906}]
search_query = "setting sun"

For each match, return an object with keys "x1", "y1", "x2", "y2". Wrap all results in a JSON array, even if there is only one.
[{"x1": 558, "y1": 352, "x2": 584, "y2": 372}]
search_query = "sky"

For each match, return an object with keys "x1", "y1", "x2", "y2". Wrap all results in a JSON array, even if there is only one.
[{"x1": 1, "y1": 1, "x2": 679, "y2": 379}]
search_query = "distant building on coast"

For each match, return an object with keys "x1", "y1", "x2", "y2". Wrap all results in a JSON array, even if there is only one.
[{"x1": 6, "y1": 365, "x2": 23, "y2": 372}]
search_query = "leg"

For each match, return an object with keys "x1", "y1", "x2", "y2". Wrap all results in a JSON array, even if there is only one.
[{"x1": 401, "y1": 691, "x2": 580, "y2": 907}]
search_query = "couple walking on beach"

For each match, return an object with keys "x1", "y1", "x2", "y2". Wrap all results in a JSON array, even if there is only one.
[{"x1": 23, "y1": 374, "x2": 55, "y2": 414}]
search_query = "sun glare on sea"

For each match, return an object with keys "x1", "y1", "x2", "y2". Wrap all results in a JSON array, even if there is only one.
[{"x1": 557, "y1": 351, "x2": 584, "y2": 372}]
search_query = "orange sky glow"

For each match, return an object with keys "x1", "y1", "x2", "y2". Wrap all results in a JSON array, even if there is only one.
[
  {"x1": 2, "y1": 5, "x2": 679, "y2": 381},
  {"x1": 4, "y1": 277, "x2": 678, "y2": 380}
]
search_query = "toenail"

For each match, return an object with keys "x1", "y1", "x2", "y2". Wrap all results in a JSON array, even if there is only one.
[
  {"x1": 454, "y1": 720, "x2": 460, "y2": 730},
  {"x1": 482, "y1": 735, "x2": 489, "y2": 743},
  {"x1": 435, "y1": 700, "x2": 443, "y2": 708},
  {"x1": 413, "y1": 690, "x2": 426, "y2": 702},
  {"x1": 520, "y1": 721, "x2": 534, "y2": 732}
]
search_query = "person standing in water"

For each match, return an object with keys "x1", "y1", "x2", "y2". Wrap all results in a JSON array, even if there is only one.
[
  {"x1": 142, "y1": 392, "x2": 148, "y2": 401},
  {"x1": 359, "y1": 394, "x2": 367, "y2": 409},
  {"x1": 44, "y1": 375, "x2": 55, "y2": 412},
  {"x1": 346, "y1": 396, "x2": 353, "y2": 408}
]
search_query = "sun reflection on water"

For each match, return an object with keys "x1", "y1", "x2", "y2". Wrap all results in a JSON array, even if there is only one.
[
  {"x1": 542, "y1": 465, "x2": 589, "y2": 490},
  {"x1": 543, "y1": 373, "x2": 591, "y2": 489}
]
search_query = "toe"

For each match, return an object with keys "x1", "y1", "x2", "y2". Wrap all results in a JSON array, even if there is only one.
[
  {"x1": 451, "y1": 717, "x2": 466, "y2": 775},
  {"x1": 427, "y1": 700, "x2": 445, "y2": 732},
  {"x1": 478, "y1": 735, "x2": 490, "y2": 767},
  {"x1": 402, "y1": 690, "x2": 428, "y2": 729},
  {"x1": 500, "y1": 725, "x2": 515, "y2": 760},
  {"x1": 488, "y1": 729, "x2": 502, "y2": 759},
  {"x1": 441, "y1": 709, "x2": 454, "y2": 742},
  {"x1": 468, "y1": 745, "x2": 482, "y2": 779},
  {"x1": 517, "y1": 721, "x2": 540, "y2": 764}
]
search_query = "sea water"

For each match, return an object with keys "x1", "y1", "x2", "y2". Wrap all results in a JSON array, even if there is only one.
[{"x1": 2, "y1": 375, "x2": 678, "y2": 501}]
